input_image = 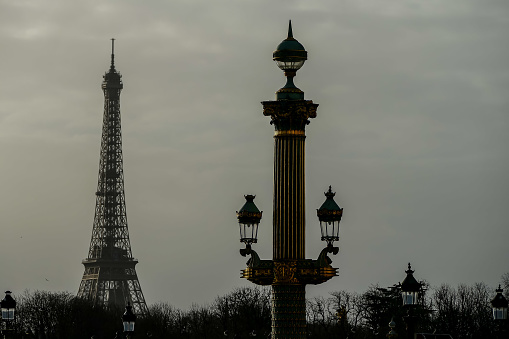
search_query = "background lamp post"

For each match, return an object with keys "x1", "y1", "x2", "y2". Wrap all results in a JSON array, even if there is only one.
[
  {"x1": 0, "y1": 291, "x2": 16, "y2": 339},
  {"x1": 122, "y1": 303, "x2": 136, "y2": 339},
  {"x1": 236, "y1": 21, "x2": 342, "y2": 338},
  {"x1": 400, "y1": 264, "x2": 422, "y2": 339},
  {"x1": 491, "y1": 285, "x2": 508, "y2": 320},
  {"x1": 491, "y1": 285, "x2": 508, "y2": 338},
  {"x1": 0, "y1": 292, "x2": 15, "y2": 321},
  {"x1": 401, "y1": 264, "x2": 420, "y2": 307}
]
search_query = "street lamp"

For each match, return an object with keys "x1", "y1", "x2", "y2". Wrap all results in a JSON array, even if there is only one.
[
  {"x1": 401, "y1": 264, "x2": 421, "y2": 307},
  {"x1": 317, "y1": 186, "x2": 343, "y2": 255},
  {"x1": 237, "y1": 195, "x2": 262, "y2": 258},
  {"x1": 491, "y1": 285, "x2": 508, "y2": 320},
  {"x1": 491, "y1": 285, "x2": 508, "y2": 338},
  {"x1": 0, "y1": 291, "x2": 16, "y2": 339},
  {"x1": 122, "y1": 302, "x2": 136, "y2": 338},
  {"x1": 0, "y1": 291, "x2": 15, "y2": 321},
  {"x1": 399, "y1": 264, "x2": 422, "y2": 339},
  {"x1": 236, "y1": 21, "x2": 342, "y2": 338}
]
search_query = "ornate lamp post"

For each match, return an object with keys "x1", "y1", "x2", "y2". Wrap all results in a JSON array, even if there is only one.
[
  {"x1": 399, "y1": 264, "x2": 422, "y2": 339},
  {"x1": 0, "y1": 291, "x2": 16, "y2": 339},
  {"x1": 236, "y1": 21, "x2": 343, "y2": 338},
  {"x1": 122, "y1": 303, "x2": 136, "y2": 339},
  {"x1": 491, "y1": 285, "x2": 508, "y2": 320},
  {"x1": 491, "y1": 285, "x2": 508, "y2": 338}
]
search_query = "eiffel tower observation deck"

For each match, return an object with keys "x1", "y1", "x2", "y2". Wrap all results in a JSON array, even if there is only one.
[{"x1": 77, "y1": 40, "x2": 148, "y2": 315}]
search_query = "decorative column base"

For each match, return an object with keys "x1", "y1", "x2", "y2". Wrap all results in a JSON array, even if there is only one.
[{"x1": 271, "y1": 285, "x2": 306, "y2": 338}]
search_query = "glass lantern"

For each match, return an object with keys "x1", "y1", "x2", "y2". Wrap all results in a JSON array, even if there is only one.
[
  {"x1": 237, "y1": 195, "x2": 262, "y2": 246},
  {"x1": 491, "y1": 285, "x2": 508, "y2": 320},
  {"x1": 273, "y1": 21, "x2": 307, "y2": 73},
  {"x1": 0, "y1": 291, "x2": 16, "y2": 320},
  {"x1": 400, "y1": 264, "x2": 421, "y2": 306},
  {"x1": 122, "y1": 303, "x2": 136, "y2": 332},
  {"x1": 317, "y1": 186, "x2": 343, "y2": 247}
]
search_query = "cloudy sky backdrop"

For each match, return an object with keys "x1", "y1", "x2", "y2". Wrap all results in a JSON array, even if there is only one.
[{"x1": 0, "y1": 0, "x2": 508, "y2": 309}]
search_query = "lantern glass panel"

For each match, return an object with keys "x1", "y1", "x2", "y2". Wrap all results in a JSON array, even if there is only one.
[
  {"x1": 493, "y1": 307, "x2": 507, "y2": 320},
  {"x1": 240, "y1": 222, "x2": 258, "y2": 244},
  {"x1": 276, "y1": 60, "x2": 305, "y2": 71},
  {"x1": 320, "y1": 220, "x2": 340, "y2": 242},
  {"x1": 1, "y1": 308, "x2": 14, "y2": 320},
  {"x1": 333, "y1": 221, "x2": 340, "y2": 239},
  {"x1": 320, "y1": 221, "x2": 325, "y2": 239},
  {"x1": 123, "y1": 321, "x2": 135, "y2": 332},
  {"x1": 402, "y1": 291, "x2": 418, "y2": 306}
]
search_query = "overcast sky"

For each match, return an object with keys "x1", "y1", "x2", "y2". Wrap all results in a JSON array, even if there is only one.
[{"x1": 0, "y1": 0, "x2": 508, "y2": 310}]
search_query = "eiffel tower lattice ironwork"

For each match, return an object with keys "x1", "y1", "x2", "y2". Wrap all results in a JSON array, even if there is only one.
[{"x1": 77, "y1": 40, "x2": 148, "y2": 315}]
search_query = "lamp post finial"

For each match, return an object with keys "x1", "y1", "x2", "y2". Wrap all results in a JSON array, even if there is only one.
[{"x1": 288, "y1": 20, "x2": 293, "y2": 39}]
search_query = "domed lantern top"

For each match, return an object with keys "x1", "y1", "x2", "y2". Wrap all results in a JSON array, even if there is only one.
[
  {"x1": 317, "y1": 186, "x2": 343, "y2": 247},
  {"x1": 0, "y1": 291, "x2": 16, "y2": 321},
  {"x1": 273, "y1": 21, "x2": 308, "y2": 100},
  {"x1": 400, "y1": 263, "x2": 421, "y2": 306},
  {"x1": 237, "y1": 195, "x2": 262, "y2": 246},
  {"x1": 491, "y1": 285, "x2": 508, "y2": 320},
  {"x1": 273, "y1": 20, "x2": 307, "y2": 74}
]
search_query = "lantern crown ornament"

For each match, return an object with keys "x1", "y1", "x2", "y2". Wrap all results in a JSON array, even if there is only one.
[
  {"x1": 317, "y1": 186, "x2": 343, "y2": 252},
  {"x1": 400, "y1": 263, "x2": 422, "y2": 306},
  {"x1": 273, "y1": 20, "x2": 308, "y2": 100},
  {"x1": 491, "y1": 285, "x2": 508, "y2": 320}
]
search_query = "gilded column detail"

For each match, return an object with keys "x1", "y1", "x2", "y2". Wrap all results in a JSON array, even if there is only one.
[{"x1": 272, "y1": 285, "x2": 306, "y2": 338}]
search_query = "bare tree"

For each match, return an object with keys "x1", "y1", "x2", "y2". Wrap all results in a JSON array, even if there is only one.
[
  {"x1": 15, "y1": 290, "x2": 118, "y2": 339},
  {"x1": 430, "y1": 282, "x2": 494, "y2": 339}
]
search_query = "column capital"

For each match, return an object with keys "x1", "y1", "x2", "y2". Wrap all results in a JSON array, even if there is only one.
[{"x1": 262, "y1": 100, "x2": 318, "y2": 131}]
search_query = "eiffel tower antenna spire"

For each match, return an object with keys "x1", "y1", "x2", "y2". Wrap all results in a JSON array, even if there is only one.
[
  {"x1": 111, "y1": 38, "x2": 115, "y2": 69},
  {"x1": 77, "y1": 41, "x2": 148, "y2": 315}
]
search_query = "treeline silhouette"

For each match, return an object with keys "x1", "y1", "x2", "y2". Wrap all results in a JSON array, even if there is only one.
[{"x1": 10, "y1": 273, "x2": 509, "y2": 339}]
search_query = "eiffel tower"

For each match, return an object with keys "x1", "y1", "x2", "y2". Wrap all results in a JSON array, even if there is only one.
[{"x1": 77, "y1": 40, "x2": 148, "y2": 315}]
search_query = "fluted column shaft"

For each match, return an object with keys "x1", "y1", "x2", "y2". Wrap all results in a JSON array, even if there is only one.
[
  {"x1": 272, "y1": 130, "x2": 307, "y2": 339},
  {"x1": 262, "y1": 99, "x2": 318, "y2": 339},
  {"x1": 273, "y1": 132, "x2": 306, "y2": 260}
]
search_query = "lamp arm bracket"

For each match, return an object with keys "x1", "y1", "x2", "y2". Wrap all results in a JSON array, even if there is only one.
[
  {"x1": 240, "y1": 247, "x2": 262, "y2": 268},
  {"x1": 316, "y1": 245, "x2": 339, "y2": 268},
  {"x1": 316, "y1": 247, "x2": 332, "y2": 267},
  {"x1": 247, "y1": 249, "x2": 261, "y2": 267}
]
